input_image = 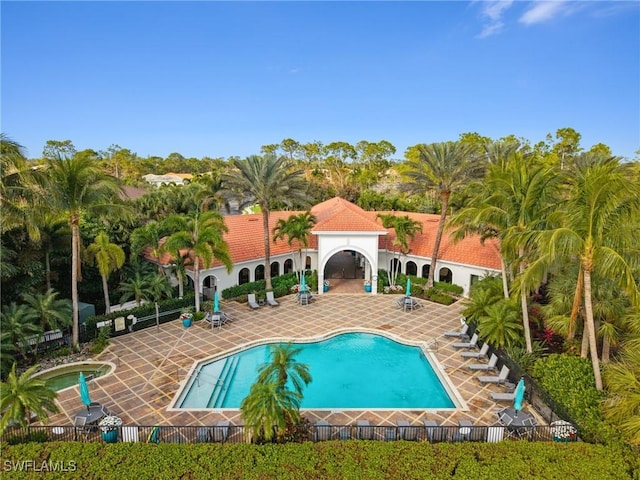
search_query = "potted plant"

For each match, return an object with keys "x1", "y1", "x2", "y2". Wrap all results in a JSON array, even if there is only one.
[
  {"x1": 364, "y1": 280, "x2": 372, "y2": 293},
  {"x1": 323, "y1": 280, "x2": 330, "y2": 292},
  {"x1": 180, "y1": 310, "x2": 193, "y2": 328},
  {"x1": 550, "y1": 420, "x2": 577, "y2": 442},
  {"x1": 99, "y1": 415, "x2": 123, "y2": 443}
]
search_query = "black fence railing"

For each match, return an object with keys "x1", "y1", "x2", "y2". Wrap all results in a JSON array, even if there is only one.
[{"x1": 2, "y1": 423, "x2": 579, "y2": 446}]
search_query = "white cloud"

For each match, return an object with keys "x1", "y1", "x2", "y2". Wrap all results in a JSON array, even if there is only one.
[
  {"x1": 475, "y1": 1, "x2": 514, "y2": 38},
  {"x1": 519, "y1": 1, "x2": 567, "y2": 25}
]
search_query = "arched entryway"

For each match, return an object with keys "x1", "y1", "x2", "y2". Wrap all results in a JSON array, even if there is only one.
[
  {"x1": 321, "y1": 250, "x2": 371, "y2": 293},
  {"x1": 439, "y1": 267, "x2": 453, "y2": 284},
  {"x1": 202, "y1": 275, "x2": 217, "y2": 300}
]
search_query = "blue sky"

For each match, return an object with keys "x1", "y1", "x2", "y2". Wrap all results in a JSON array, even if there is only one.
[{"x1": 2, "y1": 1, "x2": 638, "y2": 160}]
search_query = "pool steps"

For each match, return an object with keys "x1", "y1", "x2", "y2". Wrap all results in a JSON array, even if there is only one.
[{"x1": 206, "y1": 357, "x2": 239, "y2": 408}]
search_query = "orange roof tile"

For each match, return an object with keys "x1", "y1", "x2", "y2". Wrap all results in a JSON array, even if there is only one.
[{"x1": 145, "y1": 197, "x2": 501, "y2": 271}]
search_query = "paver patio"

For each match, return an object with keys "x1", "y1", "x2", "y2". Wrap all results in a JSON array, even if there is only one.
[{"x1": 47, "y1": 292, "x2": 538, "y2": 430}]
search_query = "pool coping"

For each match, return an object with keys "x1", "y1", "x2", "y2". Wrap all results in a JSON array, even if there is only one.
[{"x1": 167, "y1": 327, "x2": 468, "y2": 413}]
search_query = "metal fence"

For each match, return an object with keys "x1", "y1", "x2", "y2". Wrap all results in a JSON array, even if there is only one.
[{"x1": 2, "y1": 423, "x2": 578, "y2": 446}]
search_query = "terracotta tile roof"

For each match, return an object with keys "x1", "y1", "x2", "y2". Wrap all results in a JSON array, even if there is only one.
[
  {"x1": 310, "y1": 197, "x2": 388, "y2": 233},
  {"x1": 145, "y1": 197, "x2": 501, "y2": 271}
]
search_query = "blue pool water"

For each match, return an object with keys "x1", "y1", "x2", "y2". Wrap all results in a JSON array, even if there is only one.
[{"x1": 177, "y1": 332, "x2": 455, "y2": 409}]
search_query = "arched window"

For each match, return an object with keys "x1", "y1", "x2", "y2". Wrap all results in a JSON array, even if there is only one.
[
  {"x1": 406, "y1": 261, "x2": 417, "y2": 276},
  {"x1": 305, "y1": 256, "x2": 312, "y2": 271},
  {"x1": 255, "y1": 265, "x2": 265, "y2": 281},
  {"x1": 422, "y1": 264, "x2": 431, "y2": 278},
  {"x1": 238, "y1": 268, "x2": 250, "y2": 285},
  {"x1": 284, "y1": 259, "x2": 294, "y2": 274},
  {"x1": 439, "y1": 267, "x2": 453, "y2": 284},
  {"x1": 270, "y1": 262, "x2": 280, "y2": 278}
]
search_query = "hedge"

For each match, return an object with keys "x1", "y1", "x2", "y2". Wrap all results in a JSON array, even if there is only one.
[
  {"x1": 0, "y1": 441, "x2": 636, "y2": 479},
  {"x1": 221, "y1": 273, "x2": 299, "y2": 301}
]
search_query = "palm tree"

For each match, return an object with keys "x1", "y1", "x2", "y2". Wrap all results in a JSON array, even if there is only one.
[
  {"x1": 525, "y1": 154, "x2": 640, "y2": 390},
  {"x1": 0, "y1": 303, "x2": 41, "y2": 361},
  {"x1": 377, "y1": 214, "x2": 423, "y2": 287},
  {"x1": 0, "y1": 363, "x2": 59, "y2": 434},
  {"x1": 163, "y1": 211, "x2": 233, "y2": 312},
  {"x1": 477, "y1": 300, "x2": 523, "y2": 349},
  {"x1": 85, "y1": 231, "x2": 126, "y2": 314},
  {"x1": 257, "y1": 344, "x2": 312, "y2": 395},
  {"x1": 449, "y1": 149, "x2": 560, "y2": 352},
  {"x1": 44, "y1": 155, "x2": 125, "y2": 348},
  {"x1": 603, "y1": 345, "x2": 640, "y2": 445},
  {"x1": 222, "y1": 154, "x2": 310, "y2": 291},
  {"x1": 130, "y1": 221, "x2": 170, "y2": 274},
  {"x1": 32, "y1": 213, "x2": 71, "y2": 291},
  {"x1": 118, "y1": 264, "x2": 154, "y2": 307},
  {"x1": 272, "y1": 212, "x2": 317, "y2": 283},
  {"x1": 0, "y1": 134, "x2": 42, "y2": 238},
  {"x1": 403, "y1": 141, "x2": 483, "y2": 287},
  {"x1": 240, "y1": 381, "x2": 302, "y2": 443},
  {"x1": 21, "y1": 289, "x2": 72, "y2": 333}
]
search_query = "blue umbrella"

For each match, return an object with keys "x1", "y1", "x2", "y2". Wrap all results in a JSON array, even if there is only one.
[
  {"x1": 300, "y1": 274, "x2": 306, "y2": 293},
  {"x1": 513, "y1": 377, "x2": 526, "y2": 414},
  {"x1": 79, "y1": 372, "x2": 92, "y2": 412},
  {"x1": 405, "y1": 278, "x2": 411, "y2": 297},
  {"x1": 213, "y1": 291, "x2": 220, "y2": 313}
]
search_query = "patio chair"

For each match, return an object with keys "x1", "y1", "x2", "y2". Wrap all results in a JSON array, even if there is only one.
[
  {"x1": 455, "y1": 420, "x2": 474, "y2": 441},
  {"x1": 247, "y1": 293, "x2": 260, "y2": 309},
  {"x1": 315, "y1": 420, "x2": 331, "y2": 441},
  {"x1": 213, "y1": 420, "x2": 230, "y2": 442},
  {"x1": 423, "y1": 420, "x2": 443, "y2": 442},
  {"x1": 444, "y1": 323, "x2": 469, "y2": 338},
  {"x1": 196, "y1": 426, "x2": 212, "y2": 443},
  {"x1": 452, "y1": 333, "x2": 478, "y2": 349},
  {"x1": 460, "y1": 342, "x2": 489, "y2": 359},
  {"x1": 479, "y1": 365, "x2": 510, "y2": 384},
  {"x1": 356, "y1": 419, "x2": 373, "y2": 440},
  {"x1": 397, "y1": 420, "x2": 418, "y2": 441},
  {"x1": 490, "y1": 391, "x2": 516, "y2": 402},
  {"x1": 468, "y1": 353, "x2": 498, "y2": 371},
  {"x1": 265, "y1": 291, "x2": 279, "y2": 307},
  {"x1": 486, "y1": 426, "x2": 505, "y2": 442},
  {"x1": 73, "y1": 415, "x2": 90, "y2": 440}
]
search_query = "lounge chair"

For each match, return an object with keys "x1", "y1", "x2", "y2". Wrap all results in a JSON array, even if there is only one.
[
  {"x1": 315, "y1": 420, "x2": 331, "y2": 441},
  {"x1": 397, "y1": 420, "x2": 418, "y2": 441},
  {"x1": 213, "y1": 420, "x2": 229, "y2": 442},
  {"x1": 460, "y1": 342, "x2": 489, "y2": 359},
  {"x1": 357, "y1": 419, "x2": 373, "y2": 440},
  {"x1": 444, "y1": 323, "x2": 469, "y2": 338},
  {"x1": 452, "y1": 333, "x2": 478, "y2": 349},
  {"x1": 468, "y1": 353, "x2": 498, "y2": 371},
  {"x1": 247, "y1": 293, "x2": 260, "y2": 309},
  {"x1": 486, "y1": 426, "x2": 505, "y2": 442},
  {"x1": 490, "y1": 391, "x2": 516, "y2": 402},
  {"x1": 423, "y1": 420, "x2": 443, "y2": 442},
  {"x1": 479, "y1": 365, "x2": 510, "y2": 384},
  {"x1": 265, "y1": 291, "x2": 279, "y2": 307}
]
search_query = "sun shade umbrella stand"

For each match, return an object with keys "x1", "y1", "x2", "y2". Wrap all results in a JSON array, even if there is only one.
[{"x1": 79, "y1": 372, "x2": 92, "y2": 413}]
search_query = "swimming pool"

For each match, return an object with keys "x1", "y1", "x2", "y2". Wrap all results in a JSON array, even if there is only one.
[
  {"x1": 174, "y1": 332, "x2": 457, "y2": 409},
  {"x1": 35, "y1": 362, "x2": 115, "y2": 392}
]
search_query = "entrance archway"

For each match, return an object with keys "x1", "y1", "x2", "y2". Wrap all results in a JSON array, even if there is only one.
[{"x1": 321, "y1": 249, "x2": 372, "y2": 294}]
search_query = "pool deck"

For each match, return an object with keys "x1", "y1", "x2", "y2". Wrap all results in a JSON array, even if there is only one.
[{"x1": 47, "y1": 293, "x2": 538, "y2": 429}]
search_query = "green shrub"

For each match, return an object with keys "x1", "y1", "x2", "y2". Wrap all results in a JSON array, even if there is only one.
[
  {"x1": 424, "y1": 289, "x2": 456, "y2": 305},
  {"x1": 0, "y1": 441, "x2": 635, "y2": 479},
  {"x1": 89, "y1": 326, "x2": 110, "y2": 355},
  {"x1": 222, "y1": 273, "x2": 298, "y2": 300},
  {"x1": 433, "y1": 281, "x2": 464, "y2": 295},
  {"x1": 532, "y1": 354, "x2": 612, "y2": 442}
]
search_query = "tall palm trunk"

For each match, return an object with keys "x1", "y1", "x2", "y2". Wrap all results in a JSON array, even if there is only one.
[
  {"x1": 101, "y1": 274, "x2": 111, "y2": 314},
  {"x1": 500, "y1": 255, "x2": 510, "y2": 299},
  {"x1": 262, "y1": 208, "x2": 272, "y2": 291},
  {"x1": 427, "y1": 191, "x2": 450, "y2": 288},
  {"x1": 518, "y1": 247, "x2": 533, "y2": 353},
  {"x1": 45, "y1": 251, "x2": 52, "y2": 291},
  {"x1": 568, "y1": 267, "x2": 584, "y2": 340},
  {"x1": 71, "y1": 221, "x2": 80, "y2": 348},
  {"x1": 194, "y1": 263, "x2": 201, "y2": 312},
  {"x1": 583, "y1": 266, "x2": 603, "y2": 390}
]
